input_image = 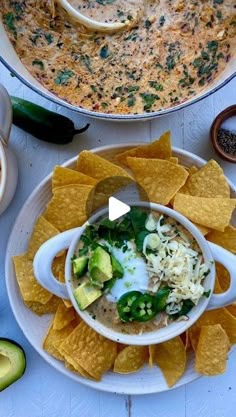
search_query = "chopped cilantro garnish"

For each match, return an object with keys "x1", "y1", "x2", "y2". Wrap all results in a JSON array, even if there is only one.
[{"x1": 54, "y1": 69, "x2": 74, "y2": 85}]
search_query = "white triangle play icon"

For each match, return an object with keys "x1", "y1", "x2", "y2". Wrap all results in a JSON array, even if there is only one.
[{"x1": 108, "y1": 197, "x2": 130, "y2": 221}]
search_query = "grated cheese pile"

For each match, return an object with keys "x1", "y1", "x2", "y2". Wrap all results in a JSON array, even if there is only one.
[{"x1": 143, "y1": 214, "x2": 211, "y2": 316}]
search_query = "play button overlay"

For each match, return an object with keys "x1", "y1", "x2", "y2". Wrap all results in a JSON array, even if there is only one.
[{"x1": 108, "y1": 197, "x2": 130, "y2": 221}]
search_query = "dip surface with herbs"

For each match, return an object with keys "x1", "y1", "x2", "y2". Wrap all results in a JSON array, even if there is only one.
[
  {"x1": 1, "y1": 0, "x2": 235, "y2": 114},
  {"x1": 71, "y1": 207, "x2": 211, "y2": 335}
]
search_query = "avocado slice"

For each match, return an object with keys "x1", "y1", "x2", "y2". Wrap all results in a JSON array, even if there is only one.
[
  {"x1": 88, "y1": 246, "x2": 112, "y2": 286},
  {"x1": 74, "y1": 281, "x2": 102, "y2": 310},
  {"x1": 72, "y1": 255, "x2": 88, "y2": 278},
  {"x1": 0, "y1": 338, "x2": 26, "y2": 391},
  {"x1": 111, "y1": 255, "x2": 124, "y2": 278}
]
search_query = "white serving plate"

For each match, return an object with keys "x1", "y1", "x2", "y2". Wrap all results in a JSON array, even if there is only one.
[{"x1": 5, "y1": 144, "x2": 236, "y2": 395}]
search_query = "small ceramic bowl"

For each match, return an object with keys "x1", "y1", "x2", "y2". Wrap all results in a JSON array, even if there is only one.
[
  {"x1": 33, "y1": 201, "x2": 236, "y2": 346},
  {"x1": 210, "y1": 105, "x2": 236, "y2": 163},
  {"x1": 0, "y1": 83, "x2": 18, "y2": 215}
]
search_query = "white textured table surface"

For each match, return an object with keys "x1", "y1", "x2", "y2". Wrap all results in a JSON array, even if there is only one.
[{"x1": 0, "y1": 62, "x2": 236, "y2": 417}]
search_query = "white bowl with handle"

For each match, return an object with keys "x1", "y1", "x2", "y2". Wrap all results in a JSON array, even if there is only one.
[
  {"x1": 33, "y1": 201, "x2": 236, "y2": 346},
  {"x1": 0, "y1": 83, "x2": 18, "y2": 215}
]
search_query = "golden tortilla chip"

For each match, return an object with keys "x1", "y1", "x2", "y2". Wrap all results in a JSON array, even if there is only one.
[
  {"x1": 169, "y1": 157, "x2": 178, "y2": 164},
  {"x1": 77, "y1": 150, "x2": 131, "y2": 180},
  {"x1": 127, "y1": 158, "x2": 188, "y2": 205},
  {"x1": 91, "y1": 192, "x2": 109, "y2": 212},
  {"x1": 53, "y1": 302, "x2": 76, "y2": 330},
  {"x1": 44, "y1": 184, "x2": 93, "y2": 231},
  {"x1": 52, "y1": 254, "x2": 66, "y2": 280},
  {"x1": 27, "y1": 216, "x2": 60, "y2": 260},
  {"x1": 13, "y1": 254, "x2": 52, "y2": 304},
  {"x1": 58, "y1": 321, "x2": 117, "y2": 380},
  {"x1": 215, "y1": 263, "x2": 230, "y2": 292},
  {"x1": 207, "y1": 226, "x2": 236, "y2": 254},
  {"x1": 195, "y1": 324, "x2": 230, "y2": 376},
  {"x1": 64, "y1": 359, "x2": 95, "y2": 379},
  {"x1": 152, "y1": 336, "x2": 186, "y2": 387},
  {"x1": 180, "y1": 331, "x2": 191, "y2": 351},
  {"x1": 113, "y1": 346, "x2": 148, "y2": 374},
  {"x1": 189, "y1": 326, "x2": 200, "y2": 352},
  {"x1": 116, "y1": 131, "x2": 171, "y2": 166},
  {"x1": 190, "y1": 307, "x2": 236, "y2": 345},
  {"x1": 148, "y1": 345, "x2": 155, "y2": 368},
  {"x1": 43, "y1": 320, "x2": 76, "y2": 361},
  {"x1": 77, "y1": 151, "x2": 132, "y2": 196},
  {"x1": 174, "y1": 194, "x2": 236, "y2": 231},
  {"x1": 194, "y1": 223, "x2": 210, "y2": 236},
  {"x1": 26, "y1": 296, "x2": 60, "y2": 315},
  {"x1": 56, "y1": 271, "x2": 73, "y2": 308},
  {"x1": 52, "y1": 166, "x2": 97, "y2": 191},
  {"x1": 185, "y1": 160, "x2": 230, "y2": 198},
  {"x1": 179, "y1": 166, "x2": 198, "y2": 194},
  {"x1": 214, "y1": 264, "x2": 236, "y2": 317}
]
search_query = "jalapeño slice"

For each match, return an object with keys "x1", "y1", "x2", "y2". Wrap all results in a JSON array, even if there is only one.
[
  {"x1": 131, "y1": 294, "x2": 158, "y2": 322},
  {"x1": 155, "y1": 287, "x2": 170, "y2": 312},
  {"x1": 117, "y1": 291, "x2": 142, "y2": 322}
]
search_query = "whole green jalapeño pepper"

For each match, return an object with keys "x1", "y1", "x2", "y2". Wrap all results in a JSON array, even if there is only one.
[{"x1": 117, "y1": 291, "x2": 142, "y2": 322}]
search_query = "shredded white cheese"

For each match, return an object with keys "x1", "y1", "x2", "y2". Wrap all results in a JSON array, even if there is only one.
[{"x1": 143, "y1": 215, "x2": 210, "y2": 314}]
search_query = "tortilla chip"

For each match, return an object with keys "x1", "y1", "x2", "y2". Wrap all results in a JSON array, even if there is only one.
[
  {"x1": 179, "y1": 166, "x2": 198, "y2": 194},
  {"x1": 53, "y1": 302, "x2": 76, "y2": 330},
  {"x1": 207, "y1": 226, "x2": 236, "y2": 254},
  {"x1": 191, "y1": 307, "x2": 236, "y2": 345},
  {"x1": 215, "y1": 263, "x2": 236, "y2": 317},
  {"x1": 43, "y1": 320, "x2": 77, "y2": 361},
  {"x1": 116, "y1": 131, "x2": 172, "y2": 166},
  {"x1": 169, "y1": 157, "x2": 178, "y2": 164},
  {"x1": 185, "y1": 160, "x2": 230, "y2": 198},
  {"x1": 52, "y1": 166, "x2": 97, "y2": 191},
  {"x1": 152, "y1": 336, "x2": 186, "y2": 387},
  {"x1": 27, "y1": 216, "x2": 60, "y2": 260},
  {"x1": 44, "y1": 184, "x2": 93, "y2": 231},
  {"x1": 91, "y1": 192, "x2": 109, "y2": 212},
  {"x1": 189, "y1": 327, "x2": 200, "y2": 352},
  {"x1": 186, "y1": 166, "x2": 198, "y2": 176},
  {"x1": 180, "y1": 331, "x2": 191, "y2": 351},
  {"x1": 113, "y1": 346, "x2": 148, "y2": 374},
  {"x1": 215, "y1": 263, "x2": 230, "y2": 292},
  {"x1": 25, "y1": 296, "x2": 60, "y2": 315},
  {"x1": 58, "y1": 321, "x2": 117, "y2": 380},
  {"x1": 52, "y1": 254, "x2": 66, "y2": 280},
  {"x1": 194, "y1": 223, "x2": 210, "y2": 236},
  {"x1": 13, "y1": 254, "x2": 52, "y2": 304},
  {"x1": 148, "y1": 345, "x2": 155, "y2": 368},
  {"x1": 195, "y1": 324, "x2": 230, "y2": 375},
  {"x1": 174, "y1": 194, "x2": 236, "y2": 231},
  {"x1": 64, "y1": 359, "x2": 95, "y2": 379},
  {"x1": 127, "y1": 158, "x2": 188, "y2": 205},
  {"x1": 77, "y1": 150, "x2": 131, "y2": 180}
]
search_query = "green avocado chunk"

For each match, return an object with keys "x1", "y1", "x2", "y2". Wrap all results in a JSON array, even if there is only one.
[
  {"x1": 88, "y1": 246, "x2": 112, "y2": 286},
  {"x1": 0, "y1": 338, "x2": 26, "y2": 391},
  {"x1": 111, "y1": 255, "x2": 124, "y2": 278},
  {"x1": 72, "y1": 255, "x2": 88, "y2": 278},
  {"x1": 74, "y1": 281, "x2": 102, "y2": 310}
]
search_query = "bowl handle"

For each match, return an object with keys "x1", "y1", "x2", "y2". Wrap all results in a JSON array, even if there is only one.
[
  {"x1": 33, "y1": 228, "x2": 79, "y2": 299},
  {"x1": 207, "y1": 242, "x2": 236, "y2": 310}
]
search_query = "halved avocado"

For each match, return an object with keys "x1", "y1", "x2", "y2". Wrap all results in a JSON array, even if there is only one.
[{"x1": 0, "y1": 338, "x2": 26, "y2": 391}]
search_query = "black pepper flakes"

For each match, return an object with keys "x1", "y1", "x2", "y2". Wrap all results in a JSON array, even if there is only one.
[{"x1": 217, "y1": 128, "x2": 236, "y2": 156}]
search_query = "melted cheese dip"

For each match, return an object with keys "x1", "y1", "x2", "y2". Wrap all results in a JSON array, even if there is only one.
[{"x1": 2, "y1": 0, "x2": 234, "y2": 114}]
